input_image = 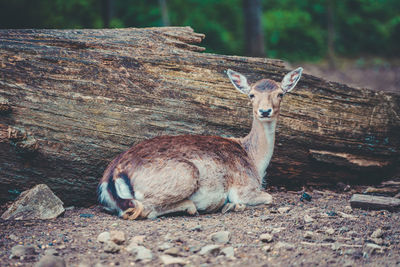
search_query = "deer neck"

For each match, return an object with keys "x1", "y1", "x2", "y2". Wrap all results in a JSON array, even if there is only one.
[{"x1": 240, "y1": 118, "x2": 277, "y2": 179}]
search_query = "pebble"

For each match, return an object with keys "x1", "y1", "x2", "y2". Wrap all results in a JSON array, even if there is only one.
[
  {"x1": 303, "y1": 231, "x2": 315, "y2": 240},
  {"x1": 371, "y1": 238, "x2": 383, "y2": 245},
  {"x1": 277, "y1": 207, "x2": 291, "y2": 214},
  {"x1": 191, "y1": 225, "x2": 203, "y2": 232},
  {"x1": 103, "y1": 241, "x2": 121, "y2": 253},
  {"x1": 209, "y1": 231, "x2": 231, "y2": 244},
  {"x1": 304, "y1": 215, "x2": 314, "y2": 223},
  {"x1": 34, "y1": 255, "x2": 66, "y2": 267},
  {"x1": 260, "y1": 215, "x2": 274, "y2": 221},
  {"x1": 164, "y1": 247, "x2": 182, "y2": 256},
  {"x1": 364, "y1": 243, "x2": 383, "y2": 254},
  {"x1": 325, "y1": 228, "x2": 335, "y2": 235},
  {"x1": 8, "y1": 234, "x2": 18, "y2": 241},
  {"x1": 110, "y1": 230, "x2": 125, "y2": 245},
  {"x1": 274, "y1": 242, "x2": 294, "y2": 251},
  {"x1": 262, "y1": 245, "x2": 272, "y2": 252},
  {"x1": 199, "y1": 245, "x2": 221, "y2": 256},
  {"x1": 126, "y1": 245, "x2": 153, "y2": 261},
  {"x1": 97, "y1": 232, "x2": 110, "y2": 243},
  {"x1": 159, "y1": 255, "x2": 187, "y2": 266},
  {"x1": 220, "y1": 247, "x2": 235, "y2": 258},
  {"x1": 10, "y1": 245, "x2": 36, "y2": 259},
  {"x1": 130, "y1": 235, "x2": 145, "y2": 245},
  {"x1": 158, "y1": 242, "x2": 173, "y2": 251},
  {"x1": 371, "y1": 228, "x2": 383, "y2": 238},
  {"x1": 260, "y1": 233, "x2": 274, "y2": 243}
]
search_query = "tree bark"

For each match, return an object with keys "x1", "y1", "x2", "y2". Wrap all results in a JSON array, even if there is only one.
[{"x1": 0, "y1": 27, "x2": 398, "y2": 206}]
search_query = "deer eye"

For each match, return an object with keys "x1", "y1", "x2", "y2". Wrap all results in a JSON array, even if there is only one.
[
  {"x1": 278, "y1": 93, "x2": 284, "y2": 98},
  {"x1": 249, "y1": 94, "x2": 255, "y2": 99}
]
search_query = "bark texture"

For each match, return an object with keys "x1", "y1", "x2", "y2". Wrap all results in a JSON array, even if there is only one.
[{"x1": 0, "y1": 27, "x2": 399, "y2": 206}]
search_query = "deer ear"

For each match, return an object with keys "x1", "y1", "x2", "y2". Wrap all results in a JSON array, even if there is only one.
[
  {"x1": 281, "y1": 67, "x2": 303, "y2": 94},
  {"x1": 226, "y1": 69, "x2": 251, "y2": 95}
]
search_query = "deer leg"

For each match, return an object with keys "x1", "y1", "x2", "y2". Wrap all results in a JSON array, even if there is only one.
[
  {"x1": 121, "y1": 200, "x2": 144, "y2": 220},
  {"x1": 145, "y1": 199, "x2": 198, "y2": 219},
  {"x1": 221, "y1": 203, "x2": 246, "y2": 213}
]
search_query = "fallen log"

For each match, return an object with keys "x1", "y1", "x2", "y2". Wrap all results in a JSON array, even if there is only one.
[{"x1": 0, "y1": 27, "x2": 399, "y2": 206}]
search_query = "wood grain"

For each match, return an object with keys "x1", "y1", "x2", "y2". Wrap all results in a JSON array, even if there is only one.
[{"x1": 0, "y1": 27, "x2": 398, "y2": 206}]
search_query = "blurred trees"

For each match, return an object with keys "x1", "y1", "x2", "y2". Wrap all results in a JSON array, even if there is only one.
[{"x1": 0, "y1": 0, "x2": 398, "y2": 62}]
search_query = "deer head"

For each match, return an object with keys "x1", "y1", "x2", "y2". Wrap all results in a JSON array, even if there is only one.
[{"x1": 227, "y1": 68, "x2": 303, "y2": 122}]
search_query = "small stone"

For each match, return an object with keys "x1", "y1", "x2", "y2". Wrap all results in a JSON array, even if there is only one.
[
  {"x1": 1, "y1": 184, "x2": 64, "y2": 220},
  {"x1": 191, "y1": 225, "x2": 203, "y2": 232},
  {"x1": 159, "y1": 255, "x2": 187, "y2": 266},
  {"x1": 158, "y1": 242, "x2": 173, "y2": 251},
  {"x1": 364, "y1": 243, "x2": 383, "y2": 255},
  {"x1": 325, "y1": 228, "x2": 335, "y2": 235},
  {"x1": 371, "y1": 238, "x2": 383, "y2": 245},
  {"x1": 10, "y1": 245, "x2": 36, "y2": 259},
  {"x1": 110, "y1": 230, "x2": 125, "y2": 245},
  {"x1": 199, "y1": 245, "x2": 221, "y2": 256},
  {"x1": 220, "y1": 247, "x2": 235, "y2": 258},
  {"x1": 164, "y1": 247, "x2": 182, "y2": 256},
  {"x1": 130, "y1": 235, "x2": 145, "y2": 245},
  {"x1": 304, "y1": 214, "x2": 314, "y2": 223},
  {"x1": 344, "y1": 206, "x2": 353, "y2": 213},
  {"x1": 262, "y1": 245, "x2": 272, "y2": 252},
  {"x1": 274, "y1": 242, "x2": 294, "y2": 251},
  {"x1": 303, "y1": 231, "x2": 315, "y2": 240},
  {"x1": 209, "y1": 231, "x2": 231, "y2": 244},
  {"x1": 260, "y1": 233, "x2": 274, "y2": 243},
  {"x1": 8, "y1": 234, "x2": 18, "y2": 241},
  {"x1": 126, "y1": 245, "x2": 153, "y2": 261},
  {"x1": 337, "y1": 211, "x2": 355, "y2": 219},
  {"x1": 371, "y1": 228, "x2": 383, "y2": 238},
  {"x1": 97, "y1": 232, "x2": 110, "y2": 243},
  {"x1": 103, "y1": 241, "x2": 121, "y2": 253},
  {"x1": 331, "y1": 243, "x2": 341, "y2": 251},
  {"x1": 34, "y1": 255, "x2": 66, "y2": 267},
  {"x1": 260, "y1": 215, "x2": 274, "y2": 221},
  {"x1": 278, "y1": 207, "x2": 291, "y2": 214},
  {"x1": 44, "y1": 248, "x2": 59, "y2": 256}
]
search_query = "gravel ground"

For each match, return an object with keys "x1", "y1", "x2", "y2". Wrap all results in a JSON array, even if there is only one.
[{"x1": 1, "y1": 188, "x2": 399, "y2": 267}]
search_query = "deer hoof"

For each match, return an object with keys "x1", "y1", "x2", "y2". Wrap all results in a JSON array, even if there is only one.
[{"x1": 121, "y1": 200, "x2": 143, "y2": 220}]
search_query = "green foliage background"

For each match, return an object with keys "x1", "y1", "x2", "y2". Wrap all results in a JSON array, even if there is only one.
[{"x1": 0, "y1": 0, "x2": 399, "y2": 62}]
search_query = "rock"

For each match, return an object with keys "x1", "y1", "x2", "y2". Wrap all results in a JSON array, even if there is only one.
[
  {"x1": 191, "y1": 225, "x2": 203, "y2": 232},
  {"x1": 274, "y1": 242, "x2": 294, "y2": 251},
  {"x1": 34, "y1": 255, "x2": 66, "y2": 267},
  {"x1": 304, "y1": 214, "x2": 314, "y2": 223},
  {"x1": 126, "y1": 245, "x2": 153, "y2": 261},
  {"x1": 130, "y1": 235, "x2": 146, "y2": 245},
  {"x1": 325, "y1": 228, "x2": 335, "y2": 235},
  {"x1": 199, "y1": 245, "x2": 221, "y2": 256},
  {"x1": 260, "y1": 215, "x2": 274, "y2": 221},
  {"x1": 278, "y1": 207, "x2": 291, "y2": 214},
  {"x1": 10, "y1": 245, "x2": 36, "y2": 259},
  {"x1": 344, "y1": 206, "x2": 353, "y2": 213},
  {"x1": 262, "y1": 245, "x2": 272, "y2": 252},
  {"x1": 158, "y1": 242, "x2": 173, "y2": 251},
  {"x1": 103, "y1": 241, "x2": 121, "y2": 253},
  {"x1": 209, "y1": 231, "x2": 231, "y2": 244},
  {"x1": 110, "y1": 230, "x2": 125, "y2": 245},
  {"x1": 220, "y1": 247, "x2": 235, "y2": 258},
  {"x1": 8, "y1": 234, "x2": 18, "y2": 241},
  {"x1": 97, "y1": 232, "x2": 110, "y2": 243},
  {"x1": 44, "y1": 248, "x2": 59, "y2": 256},
  {"x1": 303, "y1": 231, "x2": 315, "y2": 240},
  {"x1": 371, "y1": 238, "x2": 383, "y2": 245},
  {"x1": 337, "y1": 211, "x2": 356, "y2": 219},
  {"x1": 1, "y1": 184, "x2": 64, "y2": 220},
  {"x1": 159, "y1": 255, "x2": 187, "y2": 266},
  {"x1": 164, "y1": 247, "x2": 182, "y2": 257},
  {"x1": 331, "y1": 243, "x2": 342, "y2": 251},
  {"x1": 364, "y1": 243, "x2": 383, "y2": 254},
  {"x1": 371, "y1": 228, "x2": 383, "y2": 238},
  {"x1": 260, "y1": 233, "x2": 274, "y2": 243}
]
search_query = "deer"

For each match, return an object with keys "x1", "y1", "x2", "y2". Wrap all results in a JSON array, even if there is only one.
[{"x1": 98, "y1": 67, "x2": 303, "y2": 220}]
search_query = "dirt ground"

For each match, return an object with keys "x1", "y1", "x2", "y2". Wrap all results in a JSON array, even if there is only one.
[{"x1": 1, "y1": 187, "x2": 399, "y2": 267}]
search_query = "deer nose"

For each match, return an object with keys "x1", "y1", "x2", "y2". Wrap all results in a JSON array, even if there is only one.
[{"x1": 259, "y1": 108, "x2": 272, "y2": 117}]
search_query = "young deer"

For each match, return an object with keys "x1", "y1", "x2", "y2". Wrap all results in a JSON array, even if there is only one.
[{"x1": 98, "y1": 67, "x2": 303, "y2": 219}]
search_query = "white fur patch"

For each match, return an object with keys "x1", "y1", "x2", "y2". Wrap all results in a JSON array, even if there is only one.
[
  {"x1": 98, "y1": 182, "x2": 118, "y2": 212},
  {"x1": 115, "y1": 178, "x2": 134, "y2": 199},
  {"x1": 134, "y1": 190, "x2": 144, "y2": 201},
  {"x1": 190, "y1": 188, "x2": 227, "y2": 211},
  {"x1": 227, "y1": 187, "x2": 239, "y2": 203}
]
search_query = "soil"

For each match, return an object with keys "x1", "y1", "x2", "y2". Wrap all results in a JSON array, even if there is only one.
[{"x1": 1, "y1": 188, "x2": 399, "y2": 267}]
